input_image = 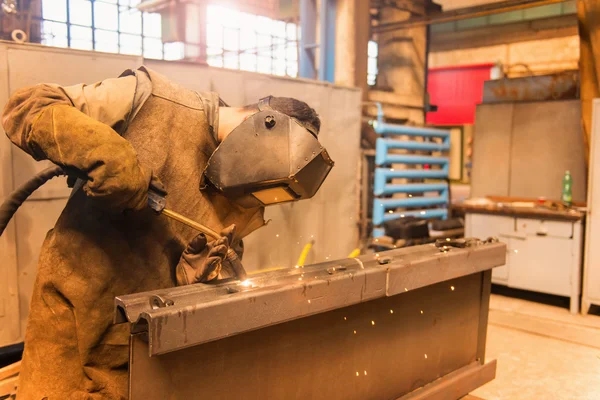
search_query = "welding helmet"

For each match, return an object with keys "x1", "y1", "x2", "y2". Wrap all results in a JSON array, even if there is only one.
[{"x1": 202, "y1": 96, "x2": 334, "y2": 208}]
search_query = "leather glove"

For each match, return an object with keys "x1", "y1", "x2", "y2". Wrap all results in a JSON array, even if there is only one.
[
  {"x1": 28, "y1": 104, "x2": 153, "y2": 211},
  {"x1": 176, "y1": 225, "x2": 236, "y2": 285}
]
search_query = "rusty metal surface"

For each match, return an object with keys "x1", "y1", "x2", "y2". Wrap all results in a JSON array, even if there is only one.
[
  {"x1": 482, "y1": 71, "x2": 579, "y2": 104},
  {"x1": 129, "y1": 272, "x2": 491, "y2": 400},
  {"x1": 116, "y1": 242, "x2": 506, "y2": 356}
]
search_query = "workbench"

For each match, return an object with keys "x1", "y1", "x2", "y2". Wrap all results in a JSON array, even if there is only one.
[
  {"x1": 460, "y1": 202, "x2": 584, "y2": 314},
  {"x1": 115, "y1": 242, "x2": 505, "y2": 399}
]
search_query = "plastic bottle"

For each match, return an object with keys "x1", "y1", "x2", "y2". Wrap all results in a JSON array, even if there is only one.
[{"x1": 562, "y1": 170, "x2": 572, "y2": 206}]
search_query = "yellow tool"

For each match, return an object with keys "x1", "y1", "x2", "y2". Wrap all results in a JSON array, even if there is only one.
[{"x1": 296, "y1": 240, "x2": 315, "y2": 267}]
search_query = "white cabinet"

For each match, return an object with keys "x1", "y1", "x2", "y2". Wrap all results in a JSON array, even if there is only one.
[
  {"x1": 466, "y1": 213, "x2": 582, "y2": 314},
  {"x1": 466, "y1": 214, "x2": 511, "y2": 283}
]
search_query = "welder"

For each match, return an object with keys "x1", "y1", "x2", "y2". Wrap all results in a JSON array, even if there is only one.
[{"x1": 1, "y1": 67, "x2": 333, "y2": 399}]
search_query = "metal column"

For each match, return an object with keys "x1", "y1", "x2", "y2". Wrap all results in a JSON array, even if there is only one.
[
  {"x1": 299, "y1": 0, "x2": 317, "y2": 79},
  {"x1": 318, "y1": 0, "x2": 336, "y2": 82},
  {"x1": 300, "y1": 0, "x2": 336, "y2": 81}
]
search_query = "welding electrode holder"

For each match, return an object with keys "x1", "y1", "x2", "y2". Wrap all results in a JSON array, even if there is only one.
[{"x1": 147, "y1": 189, "x2": 248, "y2": 282}]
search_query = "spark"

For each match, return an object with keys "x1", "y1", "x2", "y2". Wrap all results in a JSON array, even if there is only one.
[
  {"x1": 404, "y1": 288, "x2": 408, "y2": 292},
  {"x1": 276, "y1": 234, "x2": 279, "y2": 238},
  {"x1": 451, "y1": 286, "x2": 455, "y2": 291},
  {"x1": 344, "y1": 317, "x2": 347, "y2": 320},
  {"x1": 356, "y1": 372, "x2": 359, "y2": 377},
  {"x1": 364, "y1": 370, "x2": 367, "y2": 376},
  {"x1": 308, "y1": 299, "x2": 311, "y2": 304},
  {"x1": 420, "y1": 310, "x2": 424, "y2": 314},
  {"x1": 239, "y1": 280, "x2": 253, "y2": 288},
  {"x1": 353, "y1": 330, "x2": 357, "y2": 334},
  {"x1": 371, "y1": 320, "x2": 375, "y2": 326},
  {"x1": 390, "y1": 309, "x2": 394, "y2": 314},
  {"x1": 424, "y1": 354, "x2": 428, "y2": 359}
]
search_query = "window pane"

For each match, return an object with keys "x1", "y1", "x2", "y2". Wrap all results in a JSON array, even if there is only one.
[
  {"x1": 257, "y1": 56, "x2": 271, "y2": 74},
  {"x1": 119, "y1": 33, "x2": 142, "y2": 55},
  {"x1": 41, "y1": 21, "x2": 68, "y2": 47},
  {"x1": 273, "y1": 59, "x2": 286, "y2": 76},
  {"x1": 70, "y1": 25, "x2": 93, "y2": 50},
  {"x1": 255, "y1": 16, "x2": 272, "y2": 34},
  {"x1": 94, "y1": 2, "x2": 118, "y2": 30},
  {"x1": 286, "y1": 62, "x2": 298, "y2": 77},
  {"x1": 207, "y1": 23, "x2": 223, "y2": 48},
  {"x1": 286, "y1": 44, "x2": 297, "y2": 61},
  {"x1": 286, "y1": 23, "x2": 297, "y2": 40},
  {"x1": 257, "y1": 34, "x2": 270, "y2": 54},
  {"x1": 240, "y1": 12, "x2": 255, "y2": 29},
  {"x1": 207, "y1": 47, "x2": 223, "y2": 56},
  {"x1": 368, "y1": 40, "x2": 378, "y2": 57},
  {"x1": 143, "y1": 13, "x2": 161, "y2": 38},
  {"x1": 223, "y1": 53, "x2": 239, "y2": 69},
  {"x1": 95, "y1": 29, "x2": 118, "y2": 53},
  {"x1": 272, "y1": 20, "x2": 286, "y2": 38},
  {"x1": 42, "y1": 0, "x2": 67, "y2": 22},
  {"x1": 207, "y1": 55, "x2": 223, "y2": 68},
  {"x1": 143, "y1": 37, "x2": 163, "y2": 59},
  {"x1": 119, "y1": 8, "x2": 142, "y2": 34},
  {"x1": 368, "y1": 58, "x2": 378, "y2": 75},
  {"x1": 239, "y1": 28, "x2": 256, "y2": 51},
  {"x1": 240, "y1": 53, "x2": 256, "y2": 72},
  {"x1": 164, "y1": 42, "x2": 185, "y2": 60},
  {"x1": 223, "y1": 28, "x2": 239, "y2": 51},
  {"x1": 273, "y1": 42, "x2": 285, "y2": 60},
  {"x1": 70, "y1": 0, "x2": 92, "y2": 26}
]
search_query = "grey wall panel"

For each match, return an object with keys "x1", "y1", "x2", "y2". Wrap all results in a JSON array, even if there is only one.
[
  {"x1": 0, "y1": 44, "x2": 21, "y2": 346},
  {"x1": 510, "y1": 100, "x2": 586, "y2": 202},
  {"x1": 471, "y1": 103, "x2": 513, "y2": 198},
  {"x1": 14, "y1": 199, "x2": 66, "y2": 335},
  {"x1": 6, "y1": 45, "x2": 141, "y2": 199},
  {"x1": 319, "y1": 87, "x2": 362, "y2": 260}
]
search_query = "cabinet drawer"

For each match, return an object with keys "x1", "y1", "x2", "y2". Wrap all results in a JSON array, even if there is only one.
[{"x1": 515, "y1": 219, "x2": 573, "y2": 239}]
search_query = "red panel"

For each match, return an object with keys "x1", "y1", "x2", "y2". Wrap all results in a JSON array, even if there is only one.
[{"x1": 426, "y1": 64, "x2": 493, "y2": 125}]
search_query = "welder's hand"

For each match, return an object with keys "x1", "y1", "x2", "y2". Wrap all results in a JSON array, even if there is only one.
[{"x1": 175, "y1": 225, "x2": 236, "y2": 285}]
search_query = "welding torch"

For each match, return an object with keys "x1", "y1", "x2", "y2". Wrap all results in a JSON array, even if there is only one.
[{"x1": 147, "y1": 190, "x2": 248, "y2": 281}]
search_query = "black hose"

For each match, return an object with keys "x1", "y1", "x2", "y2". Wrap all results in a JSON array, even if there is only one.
[{"x1": 0, "y1": 165, "x2": 66, "y2": 236}]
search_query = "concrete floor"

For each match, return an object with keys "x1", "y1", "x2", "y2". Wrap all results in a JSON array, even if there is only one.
[{"x1": 471, "y1": 295, "x2": 600, "y2": 400}]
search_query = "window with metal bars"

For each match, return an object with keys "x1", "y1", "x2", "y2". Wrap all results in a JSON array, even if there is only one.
[
  {"x1": 38, "y1": 1, "x2": 299, "y2": 75},
  {"x1": 39, "y1": 0, "x2": 185, "y2": 60},
  {"x1": 205, "y1": 5, "x2": 298, "y2": 78}
]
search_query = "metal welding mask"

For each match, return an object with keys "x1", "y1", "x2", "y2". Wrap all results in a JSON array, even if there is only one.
[{"x1": 202, "y1": 97, "x2": 334, "y2": 208}]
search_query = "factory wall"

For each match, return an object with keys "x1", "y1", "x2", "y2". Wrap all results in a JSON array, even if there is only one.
[
  {"x1": 429, "y1": 35, "x2": 579, "y2": 77},
  {"x1": 0, "y1": 41, "x2": 362, "y2": 347}
]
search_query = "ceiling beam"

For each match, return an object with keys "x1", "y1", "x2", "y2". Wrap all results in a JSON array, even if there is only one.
[{"x1": 373, "y1": 0, "x2": 568, "y2": 33}]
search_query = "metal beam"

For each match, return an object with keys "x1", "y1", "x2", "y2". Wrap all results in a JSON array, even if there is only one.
[
  {"x1": 115, "y1": 242, "x2": 506, "y2": 356},
  {"x1": 373, "y1": 0, "x2": 569, "y2": 33}
]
